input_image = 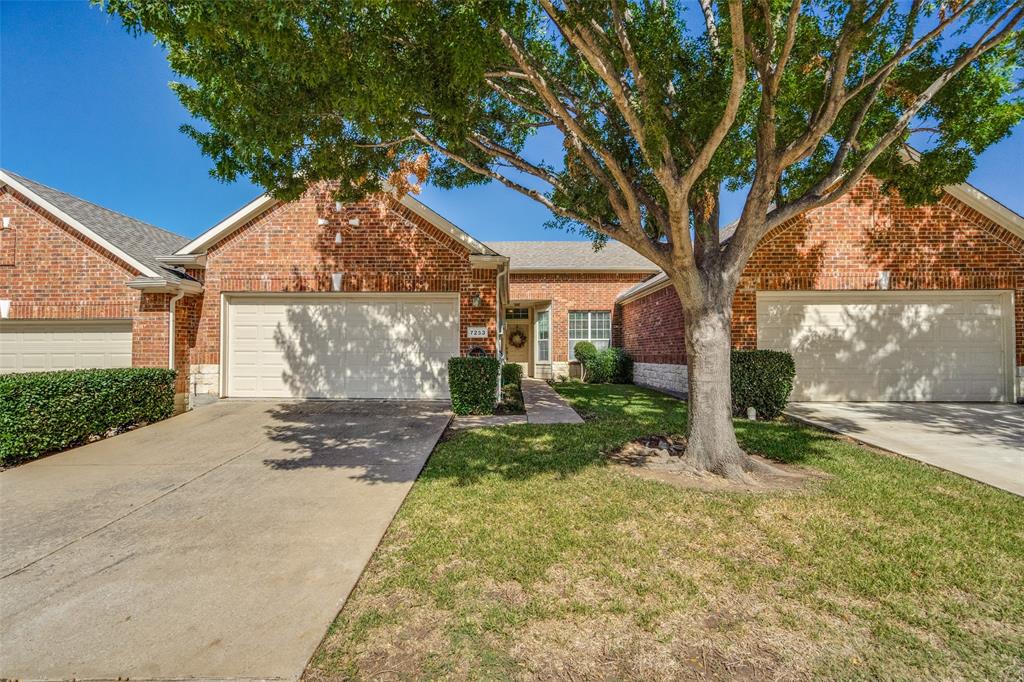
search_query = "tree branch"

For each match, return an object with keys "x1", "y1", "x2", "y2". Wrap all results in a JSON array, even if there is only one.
[
  {"x1": 496, "y1": 25, "x2": 646, "y2": 233},
  {"x1": 766, "y1": 3, "x2": 1024, "y2": 230},
  {"x1": 677, "y1": 0, "x2": 746, "y2": 197}
]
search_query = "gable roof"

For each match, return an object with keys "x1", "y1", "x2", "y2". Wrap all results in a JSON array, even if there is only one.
[
  {"x1": 0, "y1": 169, "x2": 189, "y2": 280},
  {"x1": 175, "y1": 189, "x2": 499, "y2": 257},
  {"x1": 617, "y1": 178, "x2": 1024, "y2": 305},
  {"x1": 485, "y1": 240, "x2": 659, "y2": 272}
]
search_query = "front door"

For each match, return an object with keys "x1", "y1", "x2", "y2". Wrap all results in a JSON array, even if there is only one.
[{"x1": 504, "y1": 307, "x2": 531, "y2": 374}]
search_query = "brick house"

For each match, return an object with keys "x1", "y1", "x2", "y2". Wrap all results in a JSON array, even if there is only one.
[
  {"x1": 0, "y1": 170, "x2": 202, "y2": 411},
  {"x1": 484, "y1": 241, "x2": 658, "y2": 379},
  {"x1": 618, "y1": 176, "x2": 1024, "y2": 403},
  {"x1": 2, "y1": 169, "x2": 1022, "y2": 405}
]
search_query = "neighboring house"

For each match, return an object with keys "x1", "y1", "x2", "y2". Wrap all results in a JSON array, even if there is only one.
[
  {"x1": 618, "y1": 176, "x2": 1024, "y2": 403},
  {"x1": 1, "y1": 169, "x2": 1021, "y2": 406},
  {"x1": 0, "y1": 170, "x2": 201, "y2": 411}
]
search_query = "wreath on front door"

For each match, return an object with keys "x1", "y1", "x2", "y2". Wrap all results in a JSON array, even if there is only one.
[{"x1": 509, "y1": 328, "x2": 528, "y2": 349}]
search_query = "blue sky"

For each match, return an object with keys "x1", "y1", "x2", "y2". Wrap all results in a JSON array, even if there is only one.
[{"x1": 1, "y1": 1, "x2": 1021, "y2": 241}]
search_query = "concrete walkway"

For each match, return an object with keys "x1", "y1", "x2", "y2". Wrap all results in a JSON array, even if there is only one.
[
  {"x1": 0, "y1": 400, "x2": 450, "y2": 680},
  {"x1": 786, "y1": 402, "x2": 1024, "y2": 496},
  {"x1": 522, "y1": 378, "x2": 584, "y2": 425},
  {"x1": 448, "y1": 379, "x2": 583, "y2": 431}
]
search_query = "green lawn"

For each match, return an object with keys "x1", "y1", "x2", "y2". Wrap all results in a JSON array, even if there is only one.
[{"x1": 306, "y1": 384, "x2": 1024, "y2": 680}]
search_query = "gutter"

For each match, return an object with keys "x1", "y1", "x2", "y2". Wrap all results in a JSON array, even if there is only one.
[{"x1": 127, "y1": 276, "x2": 203, "y2": 295}]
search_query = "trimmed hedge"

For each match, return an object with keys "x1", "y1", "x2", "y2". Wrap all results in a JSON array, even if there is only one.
[
  {"x1": 573, "y1": 341, "x2": 598, "y2": 379},
  {"x1": 501, "y1": 362, "x2": 523, "y2": 388},
  {"x1": 448, "y1": 357, "x2": 500, "y2": 415},
  {"x1": 0, "y1": 368, "x2": 177, "y2": 465},
  {"x1": 574, "y1": 342, "x2": 633, "y2": 384},
  {"x1": 730, "y1": 349, "x2": 796, "y2": 420}
]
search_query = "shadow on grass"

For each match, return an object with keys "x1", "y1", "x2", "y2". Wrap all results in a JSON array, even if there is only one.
[{"x1": 424, "y1": 383, "x2": 846, "y2": 487}]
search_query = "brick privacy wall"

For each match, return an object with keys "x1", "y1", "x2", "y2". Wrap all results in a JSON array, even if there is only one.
[
  {"x1": 508, "y1": 271, "x2": 652, "y2": 362},
  {"x1": 619, "y1": 176, "x2": 1024, "y2": 366},
  {"x1": 190, "y1": 184, "x2": 498, "y2": 368}
]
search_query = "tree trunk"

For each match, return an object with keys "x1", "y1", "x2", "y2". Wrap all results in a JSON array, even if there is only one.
[{"x1": 680, "y1": 294, "x2": 750, "y2": 480}]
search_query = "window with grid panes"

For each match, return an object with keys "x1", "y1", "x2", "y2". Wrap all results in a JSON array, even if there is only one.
[{"x1": 568, "y1": 311, "x2": 611, "y2": 356}]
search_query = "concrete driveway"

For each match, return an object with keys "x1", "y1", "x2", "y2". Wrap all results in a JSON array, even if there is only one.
[
  {"x1": 0, "y1": 399, "x2": 450, "y2": 680},
  {"x1": 786, "y1": 402, "x2": 1024, "y2": 496}
]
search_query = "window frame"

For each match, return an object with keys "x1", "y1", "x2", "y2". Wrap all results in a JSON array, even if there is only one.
[
  {"x1": 568, "y1": 310, "x2": 612, "y2": 358},
  {"x1": 535, "y1": 308, "x2": 550, "y2": 364}
]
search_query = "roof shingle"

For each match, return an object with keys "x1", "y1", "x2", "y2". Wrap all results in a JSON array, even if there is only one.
[
  {"x1": 485, "y1": 240, "x2": 659, "y2": 272},
  {"x1": 2, "y1": 170, "x2": 189, "y2": 279}
]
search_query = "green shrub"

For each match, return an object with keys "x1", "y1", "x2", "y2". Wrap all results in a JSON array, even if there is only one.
[
  {"x1": 586, "y1": 349, "x2": 616, "y2": 383},
  {"x1": 730, "y1": 349, "x2": 796, "y2": 420},
  {"x1": 448, "y1": 357, "x2": 501, "y2": 415},
  {"x1": 501, "y1": 362, "x2": 523, "y2": 388},
  {"x1": 607, "y1": 347, "x2": 634, "y2": 384},
  {"x1": 574, "y1": 341, "x2": 597, "y2": 381},
  {"x1": 573, "y1": 341, "x2": 598, "y2": 366},
  {"x1": 575, "y1": 343, "x2": 633, "y2": 384},
  {"x1": 0, "y1": 367, "x2": 177, "y2": 465}
]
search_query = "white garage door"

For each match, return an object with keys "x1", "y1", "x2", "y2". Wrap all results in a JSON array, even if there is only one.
[
  {"x1": 0, "y1": 320, "x2": 133, "y2": 373},
  {"x1": 757, "y1": 291, "x2": 1013, "y2": 402},
  {"x1": 225, "y1": 294, "x2": 459, "y2": 399}
]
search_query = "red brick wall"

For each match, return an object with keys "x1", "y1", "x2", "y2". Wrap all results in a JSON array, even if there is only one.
[
  {"x1": 619, "y1": 282, "x2": 685, "y2": 364},
  {"x1": 0, "y1": 187, "x2": 194, "y2": 388},
  {"x1": 619, "y1": 177, "x2": 1024, "y2": 367},
  {"x1": 508, "y1": 271, "x2": 652, "y2": 362},
  {"x1": 0, "y1": 187, "x2": 140, "y2": 319},
  {"x1": 189, "y1": 185, "x2": 498, "y2": 368}
]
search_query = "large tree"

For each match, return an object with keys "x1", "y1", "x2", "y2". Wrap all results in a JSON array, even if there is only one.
[{"x1": 106, "y1": 0, "x2": 1023, "y2": 479}]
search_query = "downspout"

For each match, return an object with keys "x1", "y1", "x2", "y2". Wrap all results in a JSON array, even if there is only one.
[
  {"x1": 168, "y1": 289, "x2": 185, "y2": 370},
  {"x1": 495, "y1": 260, "x2": 509, "y2": 402}
]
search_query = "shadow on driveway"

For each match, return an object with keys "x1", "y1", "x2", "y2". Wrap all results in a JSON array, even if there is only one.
[{"x1": 0, "y1": 399, "x2": 450, "y2": 680}]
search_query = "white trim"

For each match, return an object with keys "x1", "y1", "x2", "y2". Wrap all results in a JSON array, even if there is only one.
[
  {"x1": 168, "y1": 290, "x2": 185, "y2": 370},
  {"x1": 0, "y1": 170, "x2": 161, "y2": 278},
  {"x1": 945, "y1": 183, "x2": 1024, "y2": 241},
  {"x1": 219, "y1": 293, "x2": 228, "y2": 398},
  {"x1": 509, "y1": 266, "x2": 661, "y2": 274},
  {"x1": 397, "y1": 193, "x2": 495, "y2": 255},
  {"x1": 127, "y1": 277, "x2": 203, "y2": 295},
  {"x1": 534, "y1": 306, "x2": 551, "y2": 366},
  {"x1": 157, "y1": 253, "x2": 207, "y2": 268},
  {"x1": 469, "y1": 254, "x2": 508, "y2": 269},
  {"x1": 616, "y1": 273, "x2": 670, "y2": 305},
  {"x1": 177, "y1": 189, "x2": 497, "y2": 258},
  {"x1": 175, "y1": 194, "x2": 279, "y2": 255},
  {"x1": 567, "y1": 310, "x2": 612, "y2": 358}
]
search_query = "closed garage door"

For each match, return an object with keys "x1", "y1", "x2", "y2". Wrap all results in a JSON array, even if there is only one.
[
  {"x1": 0, "y1": 320, "x2": 133, "y2": 373},
  {"x1": 757, "y1": 291, "x2": 1013, "y2": 402},
  {"x1": 225, "y1": 294, "x2": 459, "y2": 399}
]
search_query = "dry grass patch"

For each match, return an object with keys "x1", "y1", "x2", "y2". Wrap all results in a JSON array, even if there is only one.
[
  {"x1": 305, "y1": 385, "x2": 1024, "y2": 681},
  {"x1": 609, "y1": 435, "x2": 830, "y2": 492}
]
